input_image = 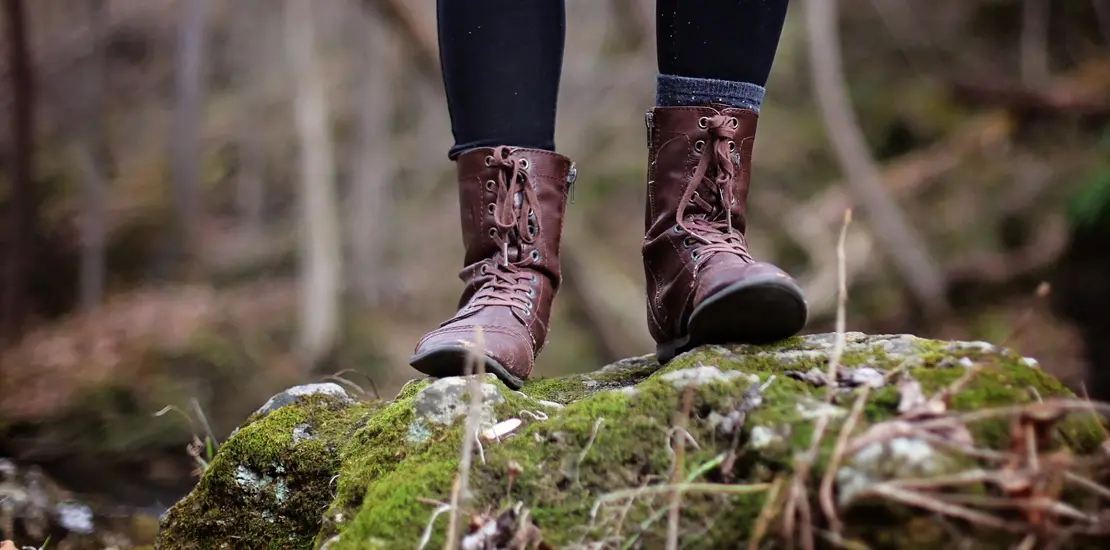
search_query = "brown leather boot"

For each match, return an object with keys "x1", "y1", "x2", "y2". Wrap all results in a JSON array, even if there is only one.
[
  {"x1": 643, "y1": 105, "x2": 808, "y2": 363},
  {"x1": 410, "y1": 146, "x2": 576, "y2": 389}
]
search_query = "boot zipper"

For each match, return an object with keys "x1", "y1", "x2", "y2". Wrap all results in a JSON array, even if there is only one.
[
  {"x1": 565, "y1": 162, "x2": 577, "y2": 203},
  {"x1": 645, "y1": 110, "x2": 654, "y2": 148}
]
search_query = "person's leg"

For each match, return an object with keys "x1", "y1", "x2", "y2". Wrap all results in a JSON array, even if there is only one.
[
  {"x1": 412, "y1": 1, "x2": 576, "y2": 389},
  {"x1": 655, "y1": 0, "x2": 789, "y2": 112},
  {"x1": 643, "y1": 0, "x2": 806, "y2": 363},
  {"x1": 437, "y1": 0, "x2": 566, "y2": 159}
]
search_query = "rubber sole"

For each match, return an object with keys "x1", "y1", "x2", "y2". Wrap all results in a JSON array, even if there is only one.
[
  {"x1": 409, "y1": 346, "x2": 525, "y2": 390},
  {"x1": 656, "y1": 273, "x2": 809, "y2": 364}
]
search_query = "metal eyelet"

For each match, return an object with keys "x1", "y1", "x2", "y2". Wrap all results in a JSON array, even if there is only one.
[
  {"x1": 488, "y1": 203, "x2": 496, "y2": 214},
  {"x1": 527, "y1": 208, "x2": 534, "y2": 217},
  {"x1": 530, "y1": 274, "x2": 538, "y2": 283},
  {"x1": 698, "y1": 117, "x2": 708, "y2": 129},
  {"x1": 488, "y1": 227, "x2": 497, "y2": 238},
  {"x1": 672, "y1": 224, "x2": 682, "y2": 234},
  {"x1": 522, "y1": 308, "x2": 532, "y2": 317},
  {"x1": 484, "y1": 155, "x2": 494, "y2": 167},
  {"x1": 526, "y1": 288, "x2": 535, "y2": 297},
  {"x1": 485, "y1": 179, "x2": 495, "y2": 190},
  {"x1": 479, "y1": 264, "x2": 488, "y2": 274},
  {"x1": 520, "y1": 158, "x2": 530, "y2": 170},
  {"x1": 729, "y1": 117, "x2": 739, "y2": 128},
  {"x1": 728, "y1": 141, "x2": 736, "y2": 152},
  {"x1": 691, "y1": 251, "x2": 700, "y2": 261},
  {"x1": 682, "y1": 237, "x2": 693, "y2": 249},
  {"x1": 694, "y1": 140, "x2": 705, "y2": 153},
  {"x1": 531, "y1": 250, "x2": 541, "y2": 261}
]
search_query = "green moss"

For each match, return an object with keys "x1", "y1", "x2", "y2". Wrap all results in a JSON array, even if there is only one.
[
  {"x1": 157, "y1": 334, "x2": 1107, "y2": 549},
  {"x1": 522, "y1": 355, "x2": 659, "y2": 404},
  {"x1": 157, "y1": 393, "x2": 373, "y2": 549}
]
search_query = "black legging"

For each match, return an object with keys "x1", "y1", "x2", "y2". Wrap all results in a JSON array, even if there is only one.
[{"x1": 437, "y1": 0, "x2": 790, "y2": 159}]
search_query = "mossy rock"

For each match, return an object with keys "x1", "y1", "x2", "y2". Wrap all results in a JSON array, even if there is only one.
[{"x1": 154, "y1": 333, "x2": 1109, "y2": 549}]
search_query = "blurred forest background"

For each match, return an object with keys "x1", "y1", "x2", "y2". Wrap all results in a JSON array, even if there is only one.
[{"x1": 1, "y1": 0, "x2": 1109, "y2": 545}]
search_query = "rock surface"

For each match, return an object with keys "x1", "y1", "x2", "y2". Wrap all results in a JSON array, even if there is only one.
[{"x1": 154, "y1": 334, "x2": 1109, "y2": 549}]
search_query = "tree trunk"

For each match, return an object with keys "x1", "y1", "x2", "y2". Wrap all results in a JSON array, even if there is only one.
[
  {"x1": 285, "y1": 0, "x2": 343, "y2": 373},
  {"x1": 169, "y1": 0, "x2": 210, "y2": 279},
  {"x1": 803, "y1": 0, "x2": 949, "y2": 319},
  {"x1": 231, "y1": 0, "x2": 267, "y2": 237},
  {"x1": 348, "y1": 2, "x2": 396, "y2": 306},
  {"x1": 2, "y1": 0, "x2": 35, "y2": 344},
  {"x1": 75, "y1": 0, "x2": 109, "y2": 311}
]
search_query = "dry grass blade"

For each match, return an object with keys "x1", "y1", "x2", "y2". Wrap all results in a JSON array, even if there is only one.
[
  {"x1": 747, "y1": 474, "x2": 786, "y2": 550},
  {"x1": 666, "y1": 386, "x2": 695, "y2": 550},
  {"x1": 596, "y1": 482, "x2": 772, "y2": 504},
  {"x1": 444, "y1": 326, "x2": 487, "y2": 550}
]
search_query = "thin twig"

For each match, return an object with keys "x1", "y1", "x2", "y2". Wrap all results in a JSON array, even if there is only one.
[
  {"x1": 1064, "y1": 471, "x2": 1110, "y2": 501},
  {"x1": 848, "y1": 399, "x2": 1110, "y2": 454},
  {"x1": 821, "y1": 385, "x2": 872, "y2": 535},
  {"x1": 1078, "y1": 382, "x2": 1109, "y2": 439},
  {"x1": 825, "y1": 209, "x2": 852, "y2": 399},
  {"x1": 860, "y1": 483, "x2": 1027, "y2": 532},
  {"x1": 444, "y1": 327, "x2": 486, "y2": 550}
]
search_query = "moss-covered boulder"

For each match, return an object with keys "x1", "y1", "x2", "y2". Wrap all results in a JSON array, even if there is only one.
[{"x1": 154, "y1": 333, "x2": 1110, "y2": 549}]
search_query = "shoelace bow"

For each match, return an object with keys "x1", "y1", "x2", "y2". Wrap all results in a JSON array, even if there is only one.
[
  {"x1": 466, "y1": 147, "x2": 542, "y2": 315},
  {"x1": 674, "y1": 114, "x2": 753, "y2": 263}
]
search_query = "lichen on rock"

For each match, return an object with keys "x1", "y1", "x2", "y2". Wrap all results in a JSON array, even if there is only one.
[{"x1": 155, "y1": 333, "x2": 1110, "y2": 549}]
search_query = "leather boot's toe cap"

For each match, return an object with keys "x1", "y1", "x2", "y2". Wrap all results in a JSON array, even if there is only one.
[
  {"x1": 411, "y1": 323, "x2": 536, "y2": 381},
  {"x1": 693, "y1": 260, "x2": 797, "y2": 307}
]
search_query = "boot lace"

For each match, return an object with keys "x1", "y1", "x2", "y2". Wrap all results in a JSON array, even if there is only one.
[
  {"x1": 465, "y1": 146, "x2": 543, "y2": 318},
  {"x1": 673, "y1": 114, "x2": 753, "y2": 264}
]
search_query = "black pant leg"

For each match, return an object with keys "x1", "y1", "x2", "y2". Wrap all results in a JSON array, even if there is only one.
[{"x1": 437, "y1": 0, "x2": 566, "y2": 159}]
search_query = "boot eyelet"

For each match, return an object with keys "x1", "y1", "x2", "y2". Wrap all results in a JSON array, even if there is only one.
[
  {"x1": 531, "y1": 250, "x2": 541, "y2": 261},
  {"x1": 698, "y1": 117, "x2": 708, "y2": 129},
  {"x1": 691, "y1": 251, "x2": 700, "y2": 261},
  {"x1": 694, "y1": 140, "x2": 705, "y2": 153},
  {"x1": 728, "y1": 141, "x2": 736, "y2": 152},
  {"x1": 485, "y1": 179, "x2": 495, "y2": 190},
  {"x1": 527, "y1": 208, "x2": 534, "y2": 217},
  {"x1": 530, "y1": 274, "x2": 538, "y2": 283},
  {"x1": 520, "y1": 158, "x2": 530, "y2": 170},
  {"x1": 729, "y1": 117, "x2": 739, "y2": 128},
  {"x1": 488, "y1": 227, "x2": 497, "y2": 238},
  {"x1": 484, "y1": 155, "x2": 494, "y2": 167},
  {"x1": 682, "y1": 237, "x2": 693, "y2": 248},
  {"x1": 672, "y1": 224, "x2": 682, "y2": 234},
  {"x1": 526, "y1": 288, "x2": 535, "y2": 297},
  {"x1": 519, "y1": 307, "x2": 531, "y2": 317},
  {"x1": 479, "y1": 264, "x2": 488, "y2": 275},
  {"x1": 487, "y1": 203, "x2": 496, "y2": 214}
]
